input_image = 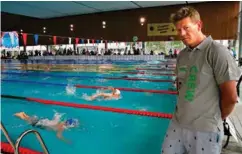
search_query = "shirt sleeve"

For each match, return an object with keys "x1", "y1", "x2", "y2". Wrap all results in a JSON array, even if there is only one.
[{"x1": 211, "y1": 44, "x2": 241, "y2": 85}]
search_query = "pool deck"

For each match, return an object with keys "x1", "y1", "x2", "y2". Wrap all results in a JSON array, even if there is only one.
[{"x1": 221, "y1": 141, "x2": 242, "y2": 154}]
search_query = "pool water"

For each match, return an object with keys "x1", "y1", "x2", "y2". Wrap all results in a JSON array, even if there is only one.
[{"x1": 1, "y1": 60, "x2": 177, "y2": 154}]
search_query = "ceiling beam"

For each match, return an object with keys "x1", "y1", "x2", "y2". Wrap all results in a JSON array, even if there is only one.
[
  {"x1": 130, "y1": 1, "x2": 143, "y2": 8},
  {"x1": 72, "y1": 1, "x2": 103, "y2": 12},
  {"x1": 14, "y1": 1, "x2": 69, "y2": 17}
]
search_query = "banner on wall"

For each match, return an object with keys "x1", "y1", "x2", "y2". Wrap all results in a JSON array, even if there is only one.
[
  {"x1": 69, "y1": 37, "x2": 72, "y2": 44},
  {"x1": 147, "y1": 23, "x2": 177, "y2": 36},
  {"x1": 80, "y1": 39, "x2": 84, "y2": 44},
  {"x1": 1, "y1": 31, "x2": 19, "y2": 48},
  {"x1": 75, "y1": 38, "x2": 79, "y2": 44},
  {"x1": 53, "y1": 36, "x2": 57, "y2": 45},
  {"x1": 22, "y1": 33, "x2": 27, "y2": 46},
  {"x1": 34, "y1": 34, "x2": 39, "y2": 45}
]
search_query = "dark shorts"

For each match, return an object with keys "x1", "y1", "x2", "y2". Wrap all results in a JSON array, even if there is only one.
[{"x1": 29, "y1": 118, "x2": 45, "y2": 129}]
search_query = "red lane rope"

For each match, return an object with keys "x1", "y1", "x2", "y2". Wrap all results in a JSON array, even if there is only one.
[
  {"x1": 1, "y1": 142, "x2": 42, "y2": 154},
  {"x1": 124, "y1": 71, "x2": 176, "y2": 76},
  {"x1": 145, "y1": 66, "x2": 176, "y2": 69},
  {"x1": 2, "y1": 79, "x2": 177, "y2": 95},
  {"x1": 26, "y1": 97, "x2": 173, "y2": 119},
  {"x1": 75, "y1": 84, "x2": 178, "y2": 95},
  {"x1": 151, "y1": 72, "x2": 175, "y2": 76},
  {"x1": 136, "y1": 68, "x2": 175, "y2": 71}
]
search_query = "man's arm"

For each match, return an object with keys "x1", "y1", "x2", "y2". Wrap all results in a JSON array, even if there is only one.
[
  {"x1": 219, "y1": 81, "x2": 238, "y2": 120},
  {"x1": 210, "y1": 45, "x2": 241, "y2": 120}
]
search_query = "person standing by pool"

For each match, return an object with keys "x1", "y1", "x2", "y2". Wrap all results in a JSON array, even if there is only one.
[{"x1": 161, "y1": 6, "x2": 241, "y2": 154}]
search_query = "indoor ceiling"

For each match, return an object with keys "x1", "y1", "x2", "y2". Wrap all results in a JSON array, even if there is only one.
[{"x1": 1, "y1": 1, "x2": 204, "y2": 19}]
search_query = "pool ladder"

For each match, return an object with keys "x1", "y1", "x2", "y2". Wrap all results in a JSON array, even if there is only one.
[{"x1": 0, "y1": 122, "x2": 49, "y2": 154}]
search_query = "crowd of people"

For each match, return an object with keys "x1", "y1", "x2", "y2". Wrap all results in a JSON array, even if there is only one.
[{"x1": 1, "y1": 46, "x2": 182, "y2": 60}]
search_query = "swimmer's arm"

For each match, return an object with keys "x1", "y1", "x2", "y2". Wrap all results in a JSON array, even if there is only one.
[
  {"x1": 104, "y1": 86, "x2": 115, "y2": 93},
  {"x1": 56, "y1": 124, "x2": 71, "y2": 144},
  {"x1": 56, "y1": 129, "x2": 64, "y2": 140},
  {"x1": 99, "y1": 86, "x2": 113, "y2": 91},
  {"x1": 106, "y1": 86, "x2": 114, "y2": 91}
]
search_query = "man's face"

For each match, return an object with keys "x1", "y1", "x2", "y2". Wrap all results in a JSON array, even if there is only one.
[{"x1": 175, "y1": 17, "x2": 202, "y2": 47}]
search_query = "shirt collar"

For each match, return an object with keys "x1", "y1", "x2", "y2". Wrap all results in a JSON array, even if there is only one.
[{"x1": 186, "y1": 35, "x2": 213, "y2": 52}]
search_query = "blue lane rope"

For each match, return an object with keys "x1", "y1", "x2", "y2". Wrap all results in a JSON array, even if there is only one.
[
  {"x1": 2, "y1": 79, "x2": 67, "y2": 87},
  {"x1": 2, "y1": 72, "x2": 174, "y2": 82},
  {"x1": 2, "y1": 72, "x2": 105, "y2": 79}
]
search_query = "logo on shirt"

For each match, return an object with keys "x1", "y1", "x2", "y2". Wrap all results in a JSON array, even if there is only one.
[
  {"x1": 185, "y1": 65, "x2": 198, "y2": 102},
  {"x1": 179, "y1": 66, "x2": 187, "y2": 72}
]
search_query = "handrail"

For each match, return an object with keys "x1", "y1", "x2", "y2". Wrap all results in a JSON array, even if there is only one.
[
  {"x1": 15, "y1": 129, "x2": 49, "y2": 154},
  {"x1": 0, "y1": 122, "x2": 15, "y2": 151}
]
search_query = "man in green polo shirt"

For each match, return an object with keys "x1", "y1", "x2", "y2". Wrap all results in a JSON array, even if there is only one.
[{"x1": 161, "y1": 6, "x2": 241, "y2": 154}]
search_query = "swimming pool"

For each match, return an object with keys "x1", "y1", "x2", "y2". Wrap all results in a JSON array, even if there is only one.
[{"x1": 1, "y1": 60, "x2": 177, "y2": 154}]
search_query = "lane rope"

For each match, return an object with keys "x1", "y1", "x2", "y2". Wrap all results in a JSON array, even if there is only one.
[
  {"x1": 2, "y1": 72, "x2": 174, "y2": 83},
  {"x1": 2, "y1": 79, "x2": 178, "y2": 95},
  {"x1": 136, "y1": 68, "x2": 175, "y2": 71},
  {"x1": 2, "y1": 94, "x2": 173, "y2": 119},
  {"x1": 124, "y1": 71, "x2": 175, "y2": 76}
]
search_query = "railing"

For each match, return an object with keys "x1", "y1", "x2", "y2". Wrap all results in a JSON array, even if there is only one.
[
  {"x1": 0, "y1": 122, "x2": 49, "y2": 154},
  {"x1": 0, "y1": 122, "x2": 15, "y2": 150},
  {"x1": 15, "y1": 129, "x2": 49, "y2": 154}
]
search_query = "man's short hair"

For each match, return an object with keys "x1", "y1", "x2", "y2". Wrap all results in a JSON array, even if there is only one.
[{"x1": 170, "y1": 6, "x2": 201, "y2": 24}]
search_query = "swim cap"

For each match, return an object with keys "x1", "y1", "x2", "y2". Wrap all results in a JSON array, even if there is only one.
[
  {"x1": 114, "y1": 89, "x2": 120, "y2": 95},
  {"x1": 65, "y1": 118, "x2": 78, "y2": 127}
]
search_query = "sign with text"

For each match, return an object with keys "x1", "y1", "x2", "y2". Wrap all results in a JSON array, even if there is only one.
[{"x1": 147, "y1": 23, "x2": 177, "y2": 36}]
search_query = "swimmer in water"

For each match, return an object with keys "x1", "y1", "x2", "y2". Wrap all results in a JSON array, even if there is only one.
[
  {"x1": 14, "y1": 112, "x2": 79, "y2": 143},
  {"x1": 87, "y1": 86, "x2": 121, "y2": 101}
]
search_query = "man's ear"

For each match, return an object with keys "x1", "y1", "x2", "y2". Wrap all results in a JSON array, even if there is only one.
[{"x1": 197, "y1": 20, "x2": 203, "y2": 31}]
